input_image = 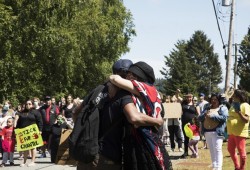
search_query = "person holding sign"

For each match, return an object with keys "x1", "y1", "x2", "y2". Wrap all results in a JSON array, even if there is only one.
[
  {"x1": 15, "y1": 100, "x2": 43, "y2": 167},
  {"x1": 198, "y1": 93, "x2": 228, "y2": 170},
  {"x1": 48, "y1": 115, "x2": 73, "y2": 163}
]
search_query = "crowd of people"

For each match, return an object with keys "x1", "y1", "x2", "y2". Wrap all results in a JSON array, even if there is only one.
[
  {"x1": 0, "y1": 59, "x2": 249, "y2": 170},
  {"x1": 161, "y1": 88, "x2": 249, "y2": 170},
  {"x1": 0, "y1": 96, "x2": 78, "y2": 167}
]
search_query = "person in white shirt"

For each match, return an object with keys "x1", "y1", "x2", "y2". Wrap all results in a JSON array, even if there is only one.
[
  {"x1": 197, "y1": 93, "x2": 209, "y2": 113},
  {"x1": 197, "y1": 93, "x2": 209, "y2": 149}
]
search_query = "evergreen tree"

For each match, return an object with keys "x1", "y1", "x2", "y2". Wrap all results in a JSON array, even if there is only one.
[
  {"x1": 238, "y1": 28, "x2": 250, "y2": 91},
  {"x1": 161, "y1": 31, "x2": 222, "y2": 96},
  {"x1": 187, "y1": 31, "x2": 222, "y2": 94},
  {"x1": 161, "y1": 40, "x2": 196, "y2": 95}
]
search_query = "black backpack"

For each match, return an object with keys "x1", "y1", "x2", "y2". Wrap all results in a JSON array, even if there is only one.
[{"x1": 68, "y1": 85, "x2": 106, "y2": 163}]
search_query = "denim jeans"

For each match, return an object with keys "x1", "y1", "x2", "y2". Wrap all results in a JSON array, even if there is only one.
[{"x1": 2, "y1": 152, "x2": 14, "y2": 164}]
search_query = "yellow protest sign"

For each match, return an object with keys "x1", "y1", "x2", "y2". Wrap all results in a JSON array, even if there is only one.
[{"x1": 15, "y1": 124, "x2": 43, "y2": 151}]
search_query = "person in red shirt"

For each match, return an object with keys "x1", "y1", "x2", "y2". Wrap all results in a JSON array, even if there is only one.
[
  {"x1": 187, "y1": 117, "x2": 200, "y2": 158},
  {"x1": 39, "y1": 96, "x2": 59, "y2": 158},
  {"x1": 0, "y1": 118, "x2": 15, "y2": 167}
]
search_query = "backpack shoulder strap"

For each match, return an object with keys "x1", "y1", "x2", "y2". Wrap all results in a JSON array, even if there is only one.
[{"x1": 84, "y1": 84, "x2": 106, "y2": 108}]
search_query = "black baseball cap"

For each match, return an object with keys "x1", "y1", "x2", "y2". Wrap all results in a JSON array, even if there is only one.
[{"x1": 44, "y1": 96, "x2": 51, "y2": 101}]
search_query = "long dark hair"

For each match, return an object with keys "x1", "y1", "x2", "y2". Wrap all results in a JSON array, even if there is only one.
[
  {"x1": 209, "y1": 93, "x2": 222, "y2": 105},
  {"x1": 233, "y1": 89, "x2": 249, "y2": 103},
  {"x1": 22, "y1": 100, "x2": 34, "y2": 113},
  {"x1": 191, "y1": 116, "x2": 200, "y2": 128}
]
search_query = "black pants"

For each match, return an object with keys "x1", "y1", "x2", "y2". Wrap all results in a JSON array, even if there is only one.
[
  {"x1": 182, "y1": 124, "x2": 189, "y2": 154},
  {"x1": 168, "y1": 125, "x2": 182, "y2": 149}
]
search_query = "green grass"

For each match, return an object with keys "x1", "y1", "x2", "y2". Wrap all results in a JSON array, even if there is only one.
[{"x1": 171, "y1": 138, "x2": 250, "y2": 170}]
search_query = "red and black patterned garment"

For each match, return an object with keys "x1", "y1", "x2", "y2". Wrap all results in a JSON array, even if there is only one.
[{"x1": 123, "y1": 80, "x2": 172, "y2": 170}]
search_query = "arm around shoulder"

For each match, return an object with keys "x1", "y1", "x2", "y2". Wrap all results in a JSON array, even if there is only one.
[{"x1": 109, "y1": 75, "x2": 140, "y2": 96}]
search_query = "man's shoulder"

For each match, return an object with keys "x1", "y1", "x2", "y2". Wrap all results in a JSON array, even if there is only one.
[{"x1": 198, "y1": 100, "x2": 208, "y2": 105}]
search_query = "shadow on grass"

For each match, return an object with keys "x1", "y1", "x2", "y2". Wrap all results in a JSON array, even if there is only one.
[{"x1": 170, "y1": 155, "x2": 184, "y2": 160}]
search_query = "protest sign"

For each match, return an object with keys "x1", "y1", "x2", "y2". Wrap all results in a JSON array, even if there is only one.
[
  {"x1": 56, "y1": 129, "x2": 77, "y2": 165},
  {"x1": 162, "y1": 103, "x2": 182, "y2": 118},
  {"x1": 15, "y1": 124, "x2": 43, "y2": 151}
]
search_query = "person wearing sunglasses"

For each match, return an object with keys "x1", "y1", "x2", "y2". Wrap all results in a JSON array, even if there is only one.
[{"x1": 15, "y1": 100, "x2": 43, "y2": 167}]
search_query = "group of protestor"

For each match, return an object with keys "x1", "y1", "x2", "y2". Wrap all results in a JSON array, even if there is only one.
[
  {"x1": 0, "y1": 59, "x2": 249, "y2": 170},
  {"x1": 161, "y1": 88, "x2": 249, "y2": 170},
  {"x1": 0, "y1": 95, "x2": 78, "y2": 167}
]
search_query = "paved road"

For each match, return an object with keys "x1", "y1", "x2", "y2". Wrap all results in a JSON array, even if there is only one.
[
  {"x1": 1, "y1": 151, "x2": 76, "y2": 170},
  {"x1": 1, "y1": 145, "x2": 182, "y2": 170}
]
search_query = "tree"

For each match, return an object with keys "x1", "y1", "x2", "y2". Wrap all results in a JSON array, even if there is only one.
[
  {"x1": 161, "y1": 40, "x2": 196, "y2": 95},
  {"x1": 187, "y1": 31, "x2": 222, "y2": 94},
  {"x1": 0, "y1": 0, "x2": 135, "y2": 104},
  {"x1": 161, "y1": 31, "x2": 222, "y2": 96},
  {"x1": 238, "y1": 28, "x2": 250, "y2": 91}
]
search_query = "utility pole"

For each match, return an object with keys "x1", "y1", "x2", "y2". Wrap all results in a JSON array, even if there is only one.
[
  {"x1": 224, "y1": 0, "x2": 235, "y2": 92},
  {"x1": 234, "y1": 43, "x2": 238, "y2": 89}
]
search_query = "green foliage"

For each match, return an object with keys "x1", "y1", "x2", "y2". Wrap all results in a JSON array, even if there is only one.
[
  {"x1": 238, "y1": 28, "x2": 250, "y2": 91},
  {"x1": 0, "y1": 0, "x2": 135, "y2": 104},
  {"x1": 161, "y1": 31, "x2": 222, "y2": 96}
]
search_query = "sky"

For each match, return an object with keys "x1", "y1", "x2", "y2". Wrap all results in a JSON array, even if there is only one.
[{"x1": 122, "y1": 0, "x2": 250, "y2": 88}]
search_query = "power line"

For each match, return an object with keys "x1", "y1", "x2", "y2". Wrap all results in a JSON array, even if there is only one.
[{"x1": 211, "y1": 0, "x2": 227, "y2": 53}]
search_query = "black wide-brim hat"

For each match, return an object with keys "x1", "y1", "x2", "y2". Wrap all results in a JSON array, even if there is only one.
[{"x1": 128, "y1": 61, "x2": 155, "y2": 84}]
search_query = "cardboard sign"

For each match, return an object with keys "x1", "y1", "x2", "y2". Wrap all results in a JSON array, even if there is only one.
[
  {"x1": 162, "y1": 103, "x2": 182, "y2": 118},
  {"x1": 15, "y1": 124, "x2": 43, "y2": 151},
  {"x1": 56, "y1": 129, "x2": 77, "y2": 165}
]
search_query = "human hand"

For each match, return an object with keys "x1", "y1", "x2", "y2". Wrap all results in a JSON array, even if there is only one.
[{"x1": 156, "y1": 114, "x2": 164, "y2": 127}]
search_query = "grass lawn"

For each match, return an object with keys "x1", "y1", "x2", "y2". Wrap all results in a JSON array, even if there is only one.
[{"x1": 170, "y1": 137, "x2": 250, "y2": 170}]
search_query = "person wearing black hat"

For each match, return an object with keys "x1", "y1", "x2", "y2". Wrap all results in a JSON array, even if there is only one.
[
  {"x1": 39, "y1": 96, "x2": 60, "y2": 158},
  {"x1": 109, "y1": 61, "x2": 172, "y2": 170},
  {"x1": 109, "y1": 61, "x2": 156, "y2": 96},
  {"x1": 75, "y1": 59, "x2": 164, "y2": 170}
]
